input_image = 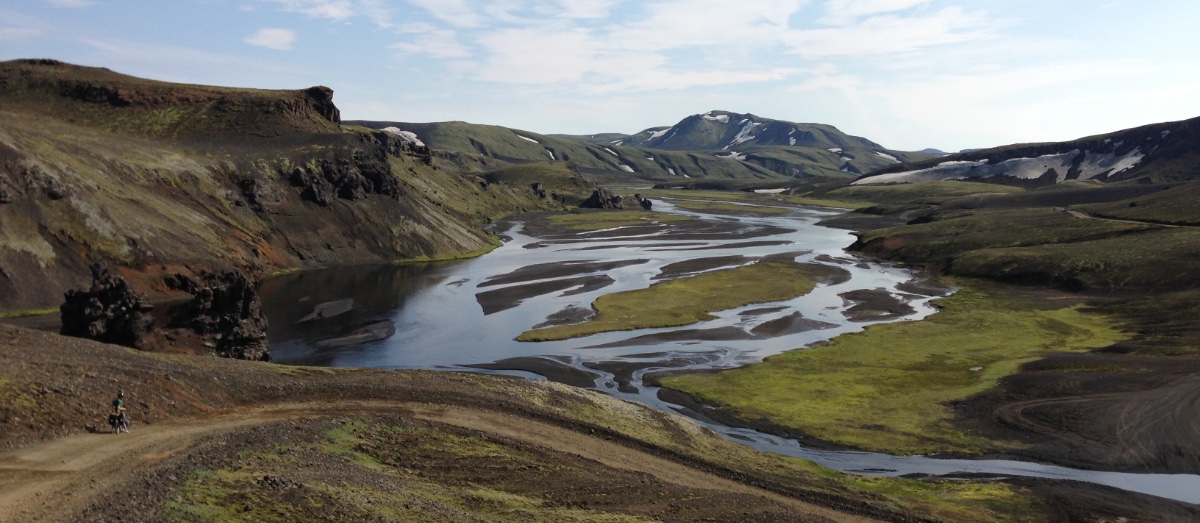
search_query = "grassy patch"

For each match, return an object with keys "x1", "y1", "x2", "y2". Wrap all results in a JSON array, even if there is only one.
[
  {"x1": 776, "y1": 196, "x2": 874, "y2": 209},
  {"x1": 828, "y1": 181, "x2": 1024, "y2": 205},
  {"x1": 320, "y1": 420, "x2": 387, "y2": 471},
  {"x1": 1083, "y1": 180, "x2": 1200, "y2": 225},
  {"x1": 659, "y1": 282, "x2": 1126, "y2": 454},
  {"x1": 632, "y1": 188, "x2": 761, "y2": 202},
  {"x1": 0, "y1": 307, "x2": 58, "y2": 319},
  {"x1": 518, "y1": 259, "x2": 819, "y2": 341},
  {"x1": 666, "y1": 198, "x2": 793, "y2": 215},
  {"x1": 856, "y1": 206, "x2": 1200, "y2": 291},
  {"x1": 545, "y1": 210, "x2": 692, "y2": 232}
]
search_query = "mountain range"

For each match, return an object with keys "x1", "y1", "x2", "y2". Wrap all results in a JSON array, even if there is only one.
[
  {"x1": 348, "y1": 110, "x2": 936, "y2": 181},
  {"x1": 856, "y1": 117, "x2": 1200, "y2": 186},
  {"x1": 5, "y1": 58, "x2": 1200, "y2": 313}
]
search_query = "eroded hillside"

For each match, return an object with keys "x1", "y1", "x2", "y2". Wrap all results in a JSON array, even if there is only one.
[{"x1": 0, "y1": 60, "x2": 560, "y2": 312}]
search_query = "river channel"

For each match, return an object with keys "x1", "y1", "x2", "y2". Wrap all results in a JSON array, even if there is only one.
[{"x1": 259, "y1": 198, "x2": 1200, "y2": 505}]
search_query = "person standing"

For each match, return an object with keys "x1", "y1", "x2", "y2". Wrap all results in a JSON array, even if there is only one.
[{"x1": 111, "y1": 391, "x2": 129, "y2": 433}]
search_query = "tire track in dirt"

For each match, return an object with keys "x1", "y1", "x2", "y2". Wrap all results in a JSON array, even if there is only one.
[
  {"x1": 0, "y1": 400, "x2": 883, "y2": 523},
  {"x1": 994, "y1": 374, "x2": 1200, "y2": 472}
]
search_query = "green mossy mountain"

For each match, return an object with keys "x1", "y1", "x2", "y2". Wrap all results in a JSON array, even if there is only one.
[
  {"x1": 0, "y1": 60, "x2": 562, "y2": 312},
  {"x1": 349, "y1": 110, "x2": 936, "y2": 182}
]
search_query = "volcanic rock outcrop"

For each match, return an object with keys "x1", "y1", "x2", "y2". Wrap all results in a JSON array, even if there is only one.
[
  {"x1": 60, "y1": 263, "x2": 155, "y2": 349},
  {"x1": 581, "y1": 188, "x2": 624, "y2": 209},
  {"x1": 171, "y1": 271, "x2": 270, "y2": 361}
]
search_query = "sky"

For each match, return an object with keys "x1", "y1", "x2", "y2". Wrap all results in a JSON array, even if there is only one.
[{"x1": 2, "y1": 1, "x2": 1199, "y2": 152}]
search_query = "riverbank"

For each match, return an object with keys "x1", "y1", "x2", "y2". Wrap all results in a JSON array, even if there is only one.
[
  {"x1": 653, "y1": 281, "x2": 1124, "y2": 456},
  {"x1": 1, "y1": 324, "x2": 1077, "y2": 523}
]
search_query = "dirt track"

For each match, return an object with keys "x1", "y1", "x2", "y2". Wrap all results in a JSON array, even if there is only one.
[{"x1": 0, "y1": 400, "x2": 880, "y2": 523}]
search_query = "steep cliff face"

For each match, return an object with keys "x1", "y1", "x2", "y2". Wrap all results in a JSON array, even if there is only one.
[{"x1": 0, "y1": 60, "x2": 558, "y2": 312}]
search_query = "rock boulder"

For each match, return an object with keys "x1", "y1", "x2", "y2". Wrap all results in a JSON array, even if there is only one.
[{"x1": 60, "y1": 263, "x2": 155, "y2": 348}]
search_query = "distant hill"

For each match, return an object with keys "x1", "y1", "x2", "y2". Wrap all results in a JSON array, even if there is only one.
[
  {"x1": 351, "y1": 110, "x2": 936, "y2": 181},
  {"x1": 856, "y1": 116, "x2": 1200, "y2": 186},
  {"x1": 617, "y1": 110, "x2": 880, "y2": 151},
  {"x1": 347, "y1": 119, "x2": 786, "y2": 180}
]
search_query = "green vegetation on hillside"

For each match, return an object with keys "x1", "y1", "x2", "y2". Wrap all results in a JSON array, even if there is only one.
[
  {"x1": 658, "y1": 283, "x2": 1125, "y2": 454},
  {"x1": 1083, "y1": 181, "x2": 1200, "y2": 225},
  {"x1": 854, "y1": 206, "x2": 1200, "y2": 292},
  {"x1": 517, "y1": 259, "x2": 821, "y2": 341}
]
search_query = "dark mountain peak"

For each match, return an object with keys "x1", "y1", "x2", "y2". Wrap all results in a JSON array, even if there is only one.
[{"x1": 627, "y1": 110, "x2": 883, "y2": 152}]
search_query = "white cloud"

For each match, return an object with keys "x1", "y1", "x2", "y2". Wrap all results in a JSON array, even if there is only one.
[
  {"x1": 612, "y1": 0, "x2": 804, "y2": 51},
  {"x1": 553, "y1": 0, "x2": 625, "y2": 19},
  {"x1": 407, "y1": 0, "x2": 485, "y2": 28},
  {"x1": 819, "y1": 0, "x2": 930, "y2": 25},
  {"x1": 391, "y1": 24, "x2": 470, "y2": 58},
  {"x1": 785, "y1": 7, "x2": 989, "y2": 57},
  {"x1": 75, "y1": 37, "x2": 312, "y2": 88},
  {"x1": 244, "y1": 28, "x2": 297, "y2": 50},
  {"x1": 0, "y1": 27, "x2": 40, "y2": 41},
  {"x1": 259, "y1": 0, "x2": 353, "y2": 20},
  {"x1": 44, "y1": 0, "x2": 91, "y2": 7}
]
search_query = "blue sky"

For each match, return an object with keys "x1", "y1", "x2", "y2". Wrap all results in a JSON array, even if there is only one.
[{"x1": 3, "y1": 0, "x2": 1199, "y2": 151}]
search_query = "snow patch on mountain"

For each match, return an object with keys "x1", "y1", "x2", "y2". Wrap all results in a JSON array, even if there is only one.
[
  {"x1": 667, "y1": 167, "x2": 677, "y2": 176},
  {"x1": 618, "y1": 165, "x2": 635, "y2": 173},
  {"x1": 702, "y1": 112, "x2": 730, "y2": 123},
  {"x1": 828, "y1": 147, "x2": 842, "y2": 153},
  {"x1": 604, "y1": 147, "x2": 619, "y2": 157},
  {"x1": 856, "y1": 148, "x2": 1146, "y2": 185},
  {"x1": 517, "y1": 135, "x2": 540, "y2": 144},
  {"x1": 789, "y1": 137, "x2": 796, "y2": 146},
  {"x1": 649, "y1": 128, "x2": 670, "y2": 139},
  {"x1": 381, "y1": 127, "x2": 425, "y2": 147},
  {"x1": 875, "y1": 151, "x2": 900, "y2": 163},
  {"x1": 546, "y1": 150, "x2": 556, "y2": 160},
  {"x1": 725, "y1": 120, "x2": 761, "y2": 149},
  {"x1": 717, "y1": 151, "x2": 747, "y2": 161}
]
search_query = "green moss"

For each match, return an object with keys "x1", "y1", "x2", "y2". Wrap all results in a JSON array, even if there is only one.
[
  {"x1": 0, "y1": 307, "x2": 58, "y2": 318},
  {"x1": 320, "y1": 421, "x2": 387, "y2": 471},
  {"x1": 660, "y1": 281, "x2": 1126, "y2": 454},
  {"x1": 518, "y1": 259, "x2": 819, "y2": 341}
]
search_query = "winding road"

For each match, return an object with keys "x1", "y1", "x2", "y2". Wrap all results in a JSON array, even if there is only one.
[{"x1": 0, "y1": 400, "x2": 882, "y2": 523}]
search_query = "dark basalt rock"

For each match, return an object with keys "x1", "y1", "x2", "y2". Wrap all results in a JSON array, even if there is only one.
[
  {"x1": 172, "y1": 270, "x2": 270, "y2": 361},
  {"x1": 303, "y1": 86, "x2": 340, "y2": 124},
  {"x1": 60, "y1": 263, "x2": 155, "y2": 349},
  {"x1": 237, "y1": 178, "x2": 284, "y2": 212},
  {"x1": 0, "y1": 173, "x2": 13, "y2": 204},
  {"x1": 634, "y1": 193, "x2": 653, "y2": 209},
  {"x1": 580, "y1": 188, "x2": 624, "y2": 209},
  {"x1": 287, "y1": 149, "x2": 403, "y2": 207}
]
